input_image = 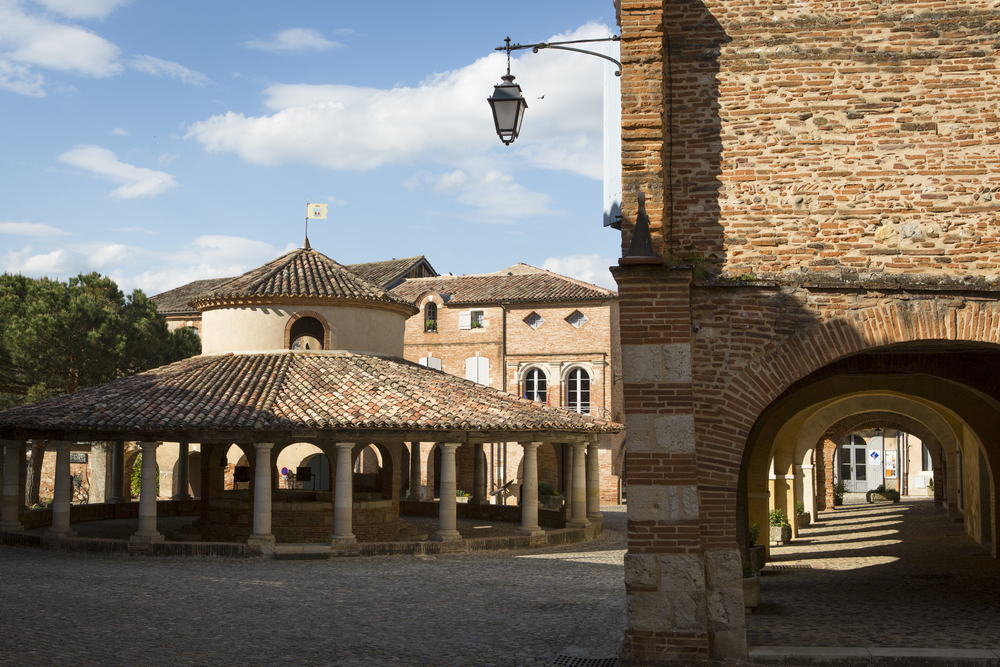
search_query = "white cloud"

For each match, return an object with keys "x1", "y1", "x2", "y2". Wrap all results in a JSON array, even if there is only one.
[
  {"x1": 242, "y1": 28, "x2": 342, "y2": 53},
  {"x1": 57, "y1": 144, "x2": 178, "y2": 198},
  {"x1": 189, "y1": 23, "x2": 612, "y2": 179},
  {"x1": 126, "y1": 54, "x2": 211, "y2": 86},
  {"x1": 1, "y1": 246, "x2": 69, "y2": 275},
  {"x1": 0, "y1": 56, "x2": 45, "y2": 95},
  {"x1": 111, "y1": 126, "x2": 129, "y2": 136},
  {"x1": 158, "y1": 152, "x2": 178, "y2": 164},
  {"x1": 325, "y1": 195, "x2": 347, "y2": 205},
  {"x1": 88, "y1": 242, "x2": 130, "y2": 268},
  {"x1": 0, "y1": 220, "x2": 67, "y2": 236},
  {"x1": 0, "y1": 2, "x2": 122, "y2": 79},
  {"x1": 542, "y1": 254, "x2": 617, "y2": 290},
  {"x1": 33, "y1": 0, "x2": 130, "y2": 20}
]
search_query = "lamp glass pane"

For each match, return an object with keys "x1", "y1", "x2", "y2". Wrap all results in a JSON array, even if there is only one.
[{"x1": 492, "y1": 98, "x2": 520, "y2": 134}]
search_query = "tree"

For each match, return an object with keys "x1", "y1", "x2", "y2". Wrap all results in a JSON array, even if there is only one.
[{"x1": 0, "y1": 272, "x2": 200, "y2": 505}]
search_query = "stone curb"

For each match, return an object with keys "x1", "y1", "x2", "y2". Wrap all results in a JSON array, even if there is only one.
[{"x1": 749, "y1": 647, "x2": 1000, "y2": 666}]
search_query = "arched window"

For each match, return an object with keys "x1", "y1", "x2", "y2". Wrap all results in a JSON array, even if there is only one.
[
  {"x1": 424, "y1": 302, "x2": 438, "y2": 332},
  {"x1": 523, "y1": 368, "x2": 547, "y2": 403},
  {"x1": 289, "y1": 316, "x2": 325, "y2": 350},
  {"x1": 566, "y1": 368, "x2": 591, "y2": 414}
]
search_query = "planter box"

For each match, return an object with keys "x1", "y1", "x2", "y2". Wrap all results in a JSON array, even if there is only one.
[
  {"x1": 866, "y1": 490, "x2": 900, "y2": 504},
  {"x1": 539, "y1": 494, "x2": 564, "y2": 510},
  {"x1": 456, "y1": 496, "x2": 469, "y2": 504},
  {"x1": 743, "y1": 576, "x2": 760, "y2": 610},
  {"x1": 833, "y1": 496, "x2": 843, "y2": 506},
  {"x1": 769, "y1": 525, "x2": 791, "y2": 545},
  {"x1": 796, "y1": 512, "x2": 811, "y2": 530},
  {"x1": 749, "y1": 544, "x2": 766, "y2": 573}
]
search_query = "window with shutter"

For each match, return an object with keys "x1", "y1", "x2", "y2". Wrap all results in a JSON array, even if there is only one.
[
  {"x1": 419, "y1": 356, "x2": 442, "y2": 371},
  {"x1": 465, "y1": 356, "x2": 491, "y2": 386},
  {"x1": 458, "y1": 311, "x2": 472, "y2": 330}
]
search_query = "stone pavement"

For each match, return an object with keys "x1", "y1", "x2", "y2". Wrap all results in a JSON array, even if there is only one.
[
  {"x1": 0, "y1": 507, "x2": 626, "y2": 667},
  {"x1": 747, "y1": 497, "x2": 1000, "y2": 650}
]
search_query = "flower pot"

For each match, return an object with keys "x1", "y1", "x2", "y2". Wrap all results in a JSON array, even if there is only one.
[
  {"x1": 796, "y1": 512, "x2": 811, "y2": 529},
  {"x1": 833, "y1": 496, "x2": 843, "y2": 506},
  {"x1": 769, "y1": 525, "x2": 791, "y2": 545},
  {"x1": 743, "y1": 576, "x2": 760, "y2": 610}
]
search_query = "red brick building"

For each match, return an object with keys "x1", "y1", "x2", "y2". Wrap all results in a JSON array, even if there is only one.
[{"x1": 613, "y1": 0, "x2": 1000, "y2": 663}]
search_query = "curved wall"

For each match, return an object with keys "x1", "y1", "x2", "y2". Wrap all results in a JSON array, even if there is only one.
[{"x1": 201, "y1": 303, "x2": 407, "y2": 356}]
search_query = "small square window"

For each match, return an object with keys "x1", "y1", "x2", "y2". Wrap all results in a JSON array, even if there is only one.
[
  {"x1": 566, "y1": 310, "x2": 588, "y2": 328},
  {"x1": 524, "y1": 312, "x2": 544, "y2": 329},
  {"x1": 471, "y1": 310, "x2": 485, "y2": 329}
]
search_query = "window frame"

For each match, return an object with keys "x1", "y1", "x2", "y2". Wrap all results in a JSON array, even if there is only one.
[
  {"x1": 565, "y1": 366, "x2": 591, "y2": 414},
  {"x1": 522, "y1": 367, "x2": 548, "y2": 403}
]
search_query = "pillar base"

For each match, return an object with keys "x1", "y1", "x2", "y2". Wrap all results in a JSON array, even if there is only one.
[
  {"x1": 432, "y1": 530, "x2": 462, "y2": 542},
  {"x1": 517, "y1": 527, "x2": 545, "y2": 537},
  {"x1": 568, "y1": 519, "x2": 590, "y2": 529},
  {"x1": 587, "y1": 513, "x2": 603, "y2": 522},
  {"x1": 248, "y1": 533, "x2": 275, "y2": 546},
  {"x1": 0, "y1": 520, "x2": 24, "y2": 532},
  {"x1": 330, "y1": 535, "x2": 357, "y2": 545},
  {"x1": 171, "y1": 493, "x2": 192, "y2": 501},
  {"x1": 129, "y1": 531, "x2": 163, "y2": 544}
]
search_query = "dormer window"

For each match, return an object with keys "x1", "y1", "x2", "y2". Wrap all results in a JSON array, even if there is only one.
[{"x1": 424, "y1": 302, "x2": 437, "y2": 333}]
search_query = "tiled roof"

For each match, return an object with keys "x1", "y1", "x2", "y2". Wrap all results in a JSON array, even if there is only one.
[
  {"x1": 390, "y1": 266, "x2": 617, "y2": 305},
  {"x1": 0, "y1": 352, "x2": 620, "y2": 438},
  {"x1": 151, "y1": 277, "x2": 235, "y2": 314},
  {"x1": 192, "y1": 249, "x2": 416, "y2": 311},
  {"x1": 346, "y1": 256, "x2": 435, "y2": 289}
]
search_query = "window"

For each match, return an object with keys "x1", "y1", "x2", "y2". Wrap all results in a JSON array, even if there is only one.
[
  {"x1": 566, "y1": 310, "x2": 588, "y2": 328},
  {"x1": 418, "y1": 356, "x2": 442, "y2": 371},
  {"x1": 524, "y1": 312, "x2": 544, "y2": 329},
  {"x1": 289, "y1": 316, "x2": 325, "y2": 350},
  {"x1": 459, "y1": 310, "x2": 485, "y2": 330},
  {"x1": 566, "y1": 368, "x2": 591, "y2": 413},
  {"x1": 922, "y1": 443, "x2": 933, "y2": 472},
  {"x1": 523, "y1": 368, "x2": 547, "y2": 403},
  {"x1": 424, "y1": 302, "x2": 437, "y2": 332},
  {"x1": 465, "y1": 356, "x2": 490, "y2": 386},
  {"x1": 471, "y1": 310, "x2": 485, "y2": 328}
]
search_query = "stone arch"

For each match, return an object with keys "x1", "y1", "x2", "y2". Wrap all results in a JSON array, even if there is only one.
[{"x1": 283, "y1": 310, "x2": 331, "y2": 350}]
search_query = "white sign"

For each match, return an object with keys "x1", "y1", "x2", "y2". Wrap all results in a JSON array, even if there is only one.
[
  {"x1": 869, "y1": 450, "x2": 881, "y2": 467},
  {"x1": 884, "y1": 450, "x2": 897, "y2": 479}
]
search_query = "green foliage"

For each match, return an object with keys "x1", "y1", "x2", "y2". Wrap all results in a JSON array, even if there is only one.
[
  {"x1": 749, "y1": 523, "x2": 760, "y2": 546},
  {"x1": 129, "y1": 453, "x2": 160, "y2": 498},
  {"x1": 833, "y1": 481, "x2": 847, "y2": 499},
  {"x1": 743, "y1": 561, "x2": 754, "y2": 578},
  {"x1": 796, "y1": 501, "x2": 805, "y2": 515},
  {"x1": 538, "y1": 481, "x2": 557, "y2": 496},
  {"x1": 456, "y1": 489, "x2": 467, "y2": 497},
  {"x1": 928, "y1": 478, "x2": 934, "y2": 490},
  {"x1": 0, "y1": 272, "x2": 200, "y2": 406},
  {"x1": 768, "y1": 508, "x2": 789, "y2": 527}
]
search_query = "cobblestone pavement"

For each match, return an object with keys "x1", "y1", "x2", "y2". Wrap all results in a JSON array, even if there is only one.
[
  {"x1": 747, "y1": 497, "x2": 1000, "y2": 649},
  {"x1": 0, "y1": 507, "x2": 626, "y2": 667}
]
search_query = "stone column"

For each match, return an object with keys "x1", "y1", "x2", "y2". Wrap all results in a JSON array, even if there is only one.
[
  {"x1": 173, "y1": 442, "x2": 191, "y2": 500},
  {"x1": 433, "y1": 443, "x2": 462, "y2": 541},
  {"x1": 49, "y1": 441, "x2": 77, "y2": 538},
  {"x1": 18, "y1": 442, "x2": 27, "y2": 511},
  {"x1": 108, "y1": 441, "x2": 125, "y2": 503},
  {"x1": 248, "y1": 442, "x2": 275, "y2": 548},
  {"x1": 517, "y1": 441, "x2": 544, "y2": 536},
  {"x1": 569, "y1": 442, "x2": 588, "y2": 527},
  {"x1": 1, "y1": 441, "x2": 24, "y2": 531},
  {"x1": 800, "y1": 464, "x2": 817, "y2": 523},
  {"x1": 130, "y1": 442, "x2": 163, "y2": 543},
  {"x1": 586, "y1": 440, "x2": 601, "y2": 520},
  {"x1": 331, "y1": 442, "x2": 356, "y2": 544},
  {"x1": 471, "y1": 443, "x2": 488, "y2": 505},
  {"x1": 561, "y1": 443, "x2": 573, "y2": 509},
  {"x1": 409, "y1": 442, "x2": 423, "y2": 500}
]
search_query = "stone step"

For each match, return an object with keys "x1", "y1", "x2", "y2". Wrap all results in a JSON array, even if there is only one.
[
  {"x1": 749, "y1": 646, "x2": 1000, "y2": 666},
  {"x1": 273, "y1": 543, "x2": 332, "y2": 560}
]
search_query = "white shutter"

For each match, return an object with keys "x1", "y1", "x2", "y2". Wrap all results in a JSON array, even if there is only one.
[
  {"x1": 419, "y1": 356, "x2": 443, "y2": 371},
  {"x1": 458, "y1": 310, "x2": 472, "y2": 330},
  {"x1": 464, "y1": 357, "x2": 490, "y2": 386}
]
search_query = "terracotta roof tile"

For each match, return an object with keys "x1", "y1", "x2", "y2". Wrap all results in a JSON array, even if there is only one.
[
  {"x1": 0, "y1": 352, "x2": 621, "y2": 438},
  {"x1": 192, "y1": 249, "x2": 416, "y2": 311},
  {"x1": 390, "y1": 269, "x2": 616, "y2": 305},
  {"x1": 346, "y1": 256, "x2": 434, "y2": 289},
  {"x1": 151, "y1": 277, "x2": 234, "y2": 314}
]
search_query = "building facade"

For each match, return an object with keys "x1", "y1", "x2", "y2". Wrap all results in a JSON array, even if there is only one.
[{"x1": 613, "y1": 0, "x2": 1000, "y2": 663}]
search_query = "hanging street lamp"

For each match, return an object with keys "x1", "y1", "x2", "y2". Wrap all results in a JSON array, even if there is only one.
[
  {"x1": 488, "y1": 34, "x2": 621, "y2": 146},
  {"x1": 487, "y1": 38, "x2": 528, "y2": 146}
]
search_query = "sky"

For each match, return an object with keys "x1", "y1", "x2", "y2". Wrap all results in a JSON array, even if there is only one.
[{"x1": 0, "y1": 0, "x2": 623, "y2": 295}]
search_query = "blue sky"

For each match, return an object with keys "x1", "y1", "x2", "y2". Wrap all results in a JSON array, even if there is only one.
[{"x1": 0, "y1": 0, "x2": 622, "y2": 295}]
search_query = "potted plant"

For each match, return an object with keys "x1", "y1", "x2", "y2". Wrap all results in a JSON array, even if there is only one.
[
  {"x1": 456, "y1": 489, "x2": 470, "y2": 503},
  {"x1": 866, "y1": 483, "x2": 900, "y2": 504},
  {"x1": 833, "y1": 481, "x2": 846, "y2": 506},
  {"x1": 538, "y1": 481, "x2": 563, "y2": 509},
  {"x1": 424, "y1": 319, "x2": 437, "y2": 332},
  {"x1": 748, "y1": 523, "x2": 766, "y2": 572},
  {"x1": 795, "y1": 501, "x2": 810, "y2": 529},
  {"x1": 768, "y1": 508, "x2": 791, "y2": 545},
  {"x1": 742, "y1": 560, "x2": 760, "y2": 610}
]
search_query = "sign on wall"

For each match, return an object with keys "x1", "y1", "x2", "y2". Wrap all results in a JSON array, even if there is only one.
[
  {"x1": 884, "y1": 449, "x2": 897, "y2": 479},
  {"x1": 70, "y1": 453, "x2": 88, "y2": 464}
]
